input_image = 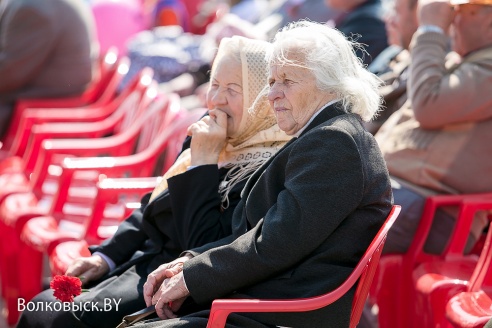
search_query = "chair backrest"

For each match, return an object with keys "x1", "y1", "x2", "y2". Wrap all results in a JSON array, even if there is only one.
[
  {"x1": 464, "y1": 203, "x2": 492, "y2": 292},
  {"x1": 406, "y1": 193, "x2": 492, "y2": 267},
  {"x1": 133, "y1": 91, "x2": 181, "y2": 154},
  {"x1": 47, "y1": 107, "x2": 205, "y2": 219},
  {"x1": 206, "y1": 205, "x2": 402, "y2": 328},
  {"x1": 79, "y1": 47, "x2": 120, "y2": 105},
  {"x1": 2, "y1": 51, "x2": 126, "y2": 152},
  {"x1": 23, "y1": 68, "x2": 154, "y2": 177},
  {"x1": 81, "y1": 108, "x2": 207, "y2": 242},
  {"x1": 6, "y1": 57, "x2": 134, "y2": 159}
]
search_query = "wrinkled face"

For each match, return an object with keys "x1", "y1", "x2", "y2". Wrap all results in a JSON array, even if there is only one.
[
  {"x1": 452, "y1": 4, "x2": 492, "y2": 56},
  {"x1": 206, "y1": 56, "x2": 244, "y2": 138},
  {"x1": 267, "y1": 52, "x2": 335, "y2": 135},
  {"x1": 394, "y1": 0, "x2": 418, "y2": 50}
]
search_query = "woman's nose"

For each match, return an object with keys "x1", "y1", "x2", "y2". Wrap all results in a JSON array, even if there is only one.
[
  {"x1": 268, "y1": 84, "x2": 282, "y2": 101},
  {"x1": 210, "y1": 89, "x2": 227, "y2": 106}
]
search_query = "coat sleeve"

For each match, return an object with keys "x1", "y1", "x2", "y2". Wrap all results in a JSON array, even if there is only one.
[
  {"x1": 183, "y1": 126, "x2": 366, "y2": 303},
  {"x1": 167, "y1": 164, "x2": 244, "y2": 250},
  {"x1": 90, "y1": 193, "x2": 152, "y2": 265},
  {"x1": 0, "y1": 5, "x2": 58, "y2": 93},
  {"x1": 409, "y1": 31, "x2": 492, "y2": 129},
  {"x1": 91, "y1": 137, "x2": 194, "y2": 263}
]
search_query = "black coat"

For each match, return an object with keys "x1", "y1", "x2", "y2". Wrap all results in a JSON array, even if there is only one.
[
  {"x1": 335, "y1": 0, "x2": 388, "y2": 66},
  {"x1": 91, "y1": 137, "x2": 246, "y2": 276},
  {"x1": 184, "y1": 103, "x2": 393, "y2": 327}
]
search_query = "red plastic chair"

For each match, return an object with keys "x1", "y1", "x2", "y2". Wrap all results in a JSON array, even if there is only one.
[
  {"x1": 205, "y1": 205, "x2": 401, "y2": 328},
  {"x1": 5, "y1": 56, "x2": 132, "y2": 161},
  {"x1": 445, "y1": 233, "x2": 492, "y2": 328},
  {"x1": 49, "y1": 176, "x2": 163, "y2": 275},
  {"x1": 372, "y1": 193, "x2": 492, "y2": 328},
  {"x1": 412, "y1": 197, "x2": 492, "y2": 328},
  {"x1": 0, "y1": 67, "x2": 153, "y2": 207},
  {"x1": 11, "y1": 109, "x2": 205, "y2": 324},
  {"x1": 0, "y1": 78, "x2": 157, "y2": 326},
  {"x1": 0, "y1": 47, "x2": 121, "y2": 153}
]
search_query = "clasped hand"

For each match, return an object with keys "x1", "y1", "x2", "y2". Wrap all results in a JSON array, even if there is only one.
[{"x1": 143, "y1": 256, "x2": 192, "y2": 319}]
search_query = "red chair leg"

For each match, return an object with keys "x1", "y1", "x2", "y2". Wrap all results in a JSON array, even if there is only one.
[
  {"x1": 17, "y1": 243, "x2": 44, "y2": 305},
  {"x1": 2, "y1": 225, "x2": 22, "y2": 326}
]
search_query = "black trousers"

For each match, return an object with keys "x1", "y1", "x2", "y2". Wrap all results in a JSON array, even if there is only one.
[{"x1": 17, "y1": 265, "x2": 147, "y2": 328}]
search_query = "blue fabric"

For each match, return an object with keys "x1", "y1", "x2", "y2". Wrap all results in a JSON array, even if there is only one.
[
  {"x1": 384, "y1": 178, "x2": 476, "y2": 255},
  {"x1": 119, "y1": 27, "x2": 210, "y2": 90}
]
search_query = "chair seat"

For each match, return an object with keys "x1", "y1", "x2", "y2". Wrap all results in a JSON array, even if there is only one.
[
  {"x1": 21, "y1": 216, "x2": 82, "y2": 251},
  {"x1": 0, "y1": 171, "x2": 31, "y2": 203},
  {"x1": 446, "y1": 290, "x2": 492, "y2": 327},
  {"x1": 414, "y1": 258, "x2": 478, "y2": 293},
  {"x1": 21, "y1": 201, "x2": 126, "y2": 251},
  {"x1": 0, "y1": 156, "x2": 25, "y2": 174},
  {"x1": 1, "y1": 193, "x2": 51, "y2": 227}
]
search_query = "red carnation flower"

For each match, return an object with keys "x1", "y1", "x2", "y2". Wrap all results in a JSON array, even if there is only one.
[{"x1": 50, "y1": 275, "x2": 83, "y2": 302}]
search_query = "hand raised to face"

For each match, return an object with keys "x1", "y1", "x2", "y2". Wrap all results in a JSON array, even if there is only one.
[
  {"x1": 187, "y1": 109, "x2": 228, "y2": 166},
  {"x1": 417, "y1": 0, "x2": 455, "y2": 32}
]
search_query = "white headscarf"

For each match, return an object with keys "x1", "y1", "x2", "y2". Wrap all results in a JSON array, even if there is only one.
[{"x1": 149, "y1": 36, "x2": 291, "y2": 207}]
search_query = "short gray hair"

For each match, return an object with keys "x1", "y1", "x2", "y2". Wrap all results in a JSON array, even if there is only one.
[{"x1": 268, "y1": 20, "x2": 382, "y2": 121}]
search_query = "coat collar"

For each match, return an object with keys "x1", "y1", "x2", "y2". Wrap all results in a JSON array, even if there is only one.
[
  {"x1": 240, "y1": 101, "x2": 347, "y2": 198},
  {"x1": 298, "y1": 101, "x2": 347, "y2": 138}
]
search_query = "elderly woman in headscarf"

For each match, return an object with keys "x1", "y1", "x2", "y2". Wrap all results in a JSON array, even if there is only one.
[
  {"x1": 135, "y1": 20, "x2": 393, "y2": 328},
  {"x1": 16, "y1": 35, "x2": 291, "y2": 328}
]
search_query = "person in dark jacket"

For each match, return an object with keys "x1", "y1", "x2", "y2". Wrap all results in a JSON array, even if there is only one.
[{"x1": 326, "y1": 0, "x2": 388, "y2": 66}]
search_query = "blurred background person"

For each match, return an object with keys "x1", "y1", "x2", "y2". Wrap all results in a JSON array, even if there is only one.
[
  {"x1": 325, "y1": 0, "x2": 388, "y2": 65},
  {"x1": 365, "y1": 0, "x2": 419, "y2": 134},
  {"x1": 376, "y1": 0, "x2": 492, "y2": 256},
  {"x1": 0, "y1": 0, "x2": 99, "y2": 138}
]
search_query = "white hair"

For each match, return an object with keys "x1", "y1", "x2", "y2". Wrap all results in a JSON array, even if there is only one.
[{"x1": 268, "y1": 20, "x2": 382, "y2": 121}]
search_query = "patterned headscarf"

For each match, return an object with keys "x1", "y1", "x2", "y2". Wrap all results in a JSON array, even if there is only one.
[{"x1": 149, "y1": 36, "x2": 291, "y2": 207}]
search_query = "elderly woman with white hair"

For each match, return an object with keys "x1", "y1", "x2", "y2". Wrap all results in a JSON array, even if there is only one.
[{"x1": 135, "y1": 20, "x2": 393, "y2": 328}]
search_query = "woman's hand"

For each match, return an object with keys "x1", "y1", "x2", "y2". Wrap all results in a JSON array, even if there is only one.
[
  {"x1": 65, "y1": 255, "x2": 109, "y2": 286},
  {"x1": 187, "y1": 109, "x2": 228, "y2": 166},
  {"x1": 418, "y1": 0, "x2": 455, "y2": 33},
  {"x1": 151, "y1": 272, "x2": 189, "y2": 319},
  {"x1": 143, "y1": 256, "x2": 192, "y2": 318}
]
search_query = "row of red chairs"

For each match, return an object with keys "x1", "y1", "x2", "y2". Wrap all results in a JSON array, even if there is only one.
[
  {"x1": 0, "y1": 48, "x2": 206, "y2": 325},
  {"x1": 371, "y1": 193, "x2": 492, "y2": 328}
]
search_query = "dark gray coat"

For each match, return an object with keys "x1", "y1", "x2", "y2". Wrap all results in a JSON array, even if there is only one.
[{"x1": 184, "y1": 103, "x2": 393, "y2": 327}]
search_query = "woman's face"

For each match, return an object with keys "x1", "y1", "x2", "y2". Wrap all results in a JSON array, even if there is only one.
[
  {"x1": 267, "y1": 52, "x2": 335, "y2": 135},
  {"x1": 206, "y1": 56, "x2": 244, "y2": 138}
]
